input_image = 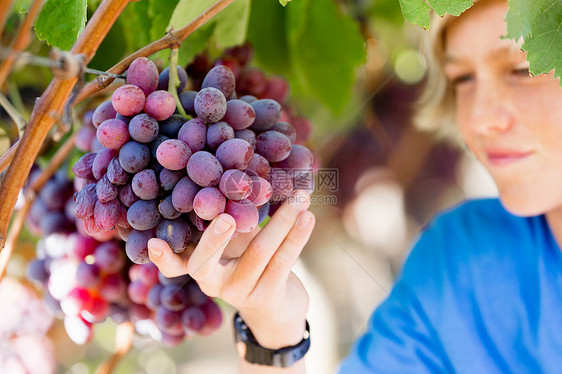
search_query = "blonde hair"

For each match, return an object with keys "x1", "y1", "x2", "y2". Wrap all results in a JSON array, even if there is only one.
[{"x1": 413, "y1": 12, "x2": 461, "y2": 144}]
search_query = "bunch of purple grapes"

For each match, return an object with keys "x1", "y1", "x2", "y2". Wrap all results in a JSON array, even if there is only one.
[
  {"x1": 72, "y1": 56, "x2": 314, "y2": 265},
  {"x1": 26, "y1": 233, "x2": 130, "y2": 344},
  {"x1": 127, "y1": 262, "x2": 222, "y2": 346},
  {"x1": 25, "y1": 167, "x2": 75, "y2": 237}
]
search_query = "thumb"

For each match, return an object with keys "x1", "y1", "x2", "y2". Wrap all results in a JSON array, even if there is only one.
[{"x1": 148, "y1": 238, "x2": 191, "y2": 278}]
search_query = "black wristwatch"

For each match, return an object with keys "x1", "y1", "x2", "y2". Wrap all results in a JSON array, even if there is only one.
[{"x1": 232, "y1": 312, "x2": 311, "y2": 367}]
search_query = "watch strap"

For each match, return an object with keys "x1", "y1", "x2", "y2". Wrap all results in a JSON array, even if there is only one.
[{"x1": 233, "y1": 312, "x2": 311, "y2": 367}]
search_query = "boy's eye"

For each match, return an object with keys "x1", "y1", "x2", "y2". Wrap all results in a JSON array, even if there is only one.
[
  {"x1": 512, "y1": 67, "x2": 531, "y2": 77},
  {"x1": 451, "y1": 74, "x2": 474, "y2": 86}
]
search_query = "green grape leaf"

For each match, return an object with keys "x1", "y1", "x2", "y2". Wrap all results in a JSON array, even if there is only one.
[
  {"x1": 398, "y1": 0, "x2": 430, "y2": 29},
  {"x1": 148, "y1": 0, "x2": 179, "y2": 41},
  {"x1": 34, "y1": 0, "x2": 87, "y2": 50},
  {"x1": 213, "y1": 0, "x2": 250, "y2": 47},
  {"x1": 247, "y1": 0, "x2": 290, "y2": 75},
  {"x1": 169, "y1": 0, "x2": 249, "y2": 65},
  {"x1": 118, "y1": 0, "x2": 152, "y2": 52},
  {"x1": 506, "y1": 0, "x2": 562, "y2": 85},
  {"x1": 398, "y1": 0, "x2": 473, "y2": 28},
  {"x1": 286, "y1": 0, "x2": 366, "y2": 114},
  {"x1": 279, "y1": 0, "x2": 291, "y2": 6}
]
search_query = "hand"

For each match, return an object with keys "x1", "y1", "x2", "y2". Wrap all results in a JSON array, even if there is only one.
[{"x1": 147, "y1": 190, "x2": 315, "y2": 349}]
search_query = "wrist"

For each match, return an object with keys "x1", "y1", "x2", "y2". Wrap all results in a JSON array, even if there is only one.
[{"x1": 237, "y1": 310, "x2": 307, "y2": 350}]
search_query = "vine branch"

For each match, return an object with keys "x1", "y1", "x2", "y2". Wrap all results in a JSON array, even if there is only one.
[
  {"x1": 0, "y1": 0, "x2": 16, "y2": 41},
  {"x1": 74, "y1": 0, "x2": 234, "y2": 104},
  {"x1": 0, "y1": 0, "x2": 45, "y2": 87},
  {"x1": 0, "y1": 0, "x2": 130, "y2": 251}
]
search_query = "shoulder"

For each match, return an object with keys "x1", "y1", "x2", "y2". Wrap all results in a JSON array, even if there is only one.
[{"x1": 399, "y1": 198, "x2": 537, "y2": 289}]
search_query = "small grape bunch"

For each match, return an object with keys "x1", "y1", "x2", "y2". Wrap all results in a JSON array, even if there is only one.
[
  {"x1": 127, "y1": 262, "x2": 222, "y2": 346},
  {"x1": 72, "y1": 57, "x2": 314, "y2": 265}
]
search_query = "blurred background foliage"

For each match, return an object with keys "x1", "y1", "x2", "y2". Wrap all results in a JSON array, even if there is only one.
[{"x1": 0, "y1": 0, "x2": 500, "y2": 373}]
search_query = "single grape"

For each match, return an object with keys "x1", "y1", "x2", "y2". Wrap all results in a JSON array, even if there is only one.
[
  {"x1": 186, "y1": 151, "x2": 223, "y2": 187},
  {"x1": 161, "y1": 331, "x2": 185, "y2": 346},
  {"x1": 68, "y1": 233, "x2": 98, "y2": 259},
  {"x1": 118, "y1": 183, "x2": 139, "y2": 207},
  {"x1": 81, "y1": 216, "x2": 101, "y2": 236},
  {"x1": 156, "y1": 139, "x2": 192, "y2": 170},
  {"x1": 157, "y1": 66, "x2": 188, "y2": 93},
  {"x1": 155, "y1": 306, "x2": 183, "y2": 334},
  {"x1": 215, "y1": 138, "x2": 254, "y2": 170},
  {"x1": 146, "y1": 284, "x2": 163, "y2": 311},
  {"x1": 177, "y1": 118, "x2": 207, "y2": 153},
  {"x1": 40, "y1": 179, "x2": 73, "y2": 210},
  {"x1": 250, "y1": 99, "x2": 282, "y2": 132},
  {"x1": 206, "y1": 121, "x2": 234, "y2": 150},
  {"x1": 218, "y1": 169, "x2": 252, "y2": 200},
  {"x1": 155, "y1": 218, "x2": 192, "y2": 253},
  {"x1": 94, "y1": 199, "x2": 121, "y2": 230},
  {"x1": 61, "y1": 288, "x2": 92, "y2": 317},
  {"x1": 99, "y1": 273, "x2": 126, "y2": 301},
  {"x1": 125, "y1": 229, "x2": 155, "y2": 264},
  {"x1": 193, "y1": 187, "x2": 226, "y2": 221},
  {"x1": 94, "y1": 241, "x2": 125, "y2": 273},
  {"x1": 106, "y1": 157, "x2": 129, "y2": 186},
  {"x1": 128, "y1": 280, "x2": 150, "y2": 304},
  {"x1": 96, "y1": 175, "x2": 118, "y2": 203},
  {"x1": 145, "y1": 90, "x2": 176, "y2": 121},
  {"x1": 179, "y1": 91, "x2": 198, "y2": 115},
  {"x1": 72, "y1": 153, "x2": 96, "y2": 179},
  {"x1": 128, "y1": 113, "x2": 159, "y2": 143},
  {"x1": 237, "y1": 68, "x2": 266, "y2": 97},
  {"x1": 131, "y1": 169, "x2": 159, "y2": 200},
  {"x1": 273, "y1": 144, "x2": 314, "y2": 170},
  {"x1": 225, "y1": 43, "x2": 252, "y2": 66},
  {"x1": 158, "y1": 195, "x2": 181, "y2": 219},
  {"x1": 96, "y1": 118, "x2": 130, "y2": 149},
  {"x1": 256, "y1": 130, "x2": 292, "y2": 162},
  {"x1": 119, "y1": 141, "x2": 150, "y2": 173},
  {"x1": 92, "y1": 148, "x2": 119, "y2": 180},
  {"x1": 185, "y1": 282, "x2": 208, "y2": 306},
  {"x1": 247, "y1": 176, "x2": 272, "y2": 206},
  {"x1": 92, "y1": 101, "x2": 117, "y2": 128},
  {"x1": 234, "y1": 129, "x2": 257, "y2": 150},
  {"x1": 291, "y1": 116, "x2": 313, "y2": 142},
  {"x1": 271, "y1": 121, "x2": 297, "y2": 143},
  {"x1": 171, "y1": 176, "x2": 199, "y2": 213},
  {"x1": 127, "y1": 199, "x2": 161, "y2": 230},
  {"x1": 160, "y1": 285, "x2": 188, "y2": 312},
  {"x1": 112, "y1": 84, "x2": 146, "y2": 116},
  {"x1": 41, "y1": 212, "x2": 72, "y2": 235},
  {"x1": 222, "y1": 99, "x2": 255, "y2": 130},
  {"x1": 224, "y1": 199, "x2": 259, "y2": 233},
  {"x1": 76, "y1": 262, "x2": 101, "y2": 288},
  {"x1": 262, "y1": 76, "x2": 289, "y2": 103},
  {"x1": 129, "y1": 303, "x2": 151, "y2": 322},
  {"x1": 194, "y1": 87, "x2": 227, "y2": 123},
  {"x1": 239, "y1": 95, "x2": 257, "y2": 104},
  {"x1": 158, "y1": 114, "x2": 185, "y2": 138},
  {"x1": 131, "y1": 262, "x2": 159, "y2": 285},
  {"x1": 199, "y1": 300, "x2": 223, "y2": 335},
  {"x1": 27, "y1": 259, "x2": 49, "y2": 284},
  {"x1": 182, "y1": 306, "x2": 206, "y2": 333},
  {"x1": 76, "y1": 127, "x2": 96, "y2": 152},
  {"x1": 126, "y1": 57, "x2": 159, "y2": 96},
  {"x1": 159, "y1": 168, "x2": 185, "y2": 191},
  {"x1": 202, "y1": 65, "x2": 236, "y2": 99}
]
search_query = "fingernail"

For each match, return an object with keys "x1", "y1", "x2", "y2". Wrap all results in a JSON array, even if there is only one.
[
  {"x1": 214, "y1": 215, "x2": 232, "y2": 234},
  {"x1": 148, "y1": 239, "x2": 163, "y2": 258},
  {"x1": 297, "y1": 211, "x2": 313, "y2": 229}
]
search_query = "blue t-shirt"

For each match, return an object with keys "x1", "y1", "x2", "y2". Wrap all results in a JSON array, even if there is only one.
[{"x1": 339, "y1": 198, "x2": 562, "y2": 373}]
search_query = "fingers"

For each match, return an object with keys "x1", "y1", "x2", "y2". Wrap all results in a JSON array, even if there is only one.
[
  {"x1": 148, "y1": 238, "x2": 192, "y2": 278},
  {"x1": 258, "y1": 211, "x2": 315, "y2": 288},
  {"x1": 233, "y1": 190, "x2": 311, "y2": 289},
  {"x1": 185, "y1": 213, "x2": 236, "y2": 279}
]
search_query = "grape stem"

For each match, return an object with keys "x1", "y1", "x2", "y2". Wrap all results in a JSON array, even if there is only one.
[
  {"x1": 0, "y1": 0, "x2": 45, "y2": 87},
  {"x1": 73, "y1": 0, "x2": 234, "y2": 104},
  {"x1": 168, "y1": 47, "x2": 189, "y2": 118},
  {"x1": 95, "y1": 322, "x2": 134, "y2": 374},
  {"x1": 0, "y1": 132, "x2": 76, "y2": 280},
  {"x1": 0, "y1": 0, "x2": 130, "y2": 252}
]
